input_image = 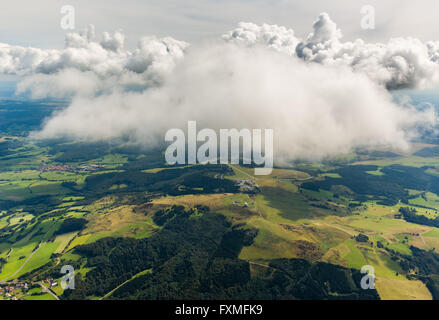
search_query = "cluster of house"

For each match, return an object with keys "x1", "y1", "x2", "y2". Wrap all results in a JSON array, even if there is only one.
[
  {"x1": 233, "y1": 200, "x2": 249, "y2": 208},
  {"x1": 43, "y1": 278, "x2": 58, "y2": 287},
  {"x1": 0, "y1": 282, "x2": 28, "y2": 300},
  {"x1": 40, "y1": 164, "x2": 74, "y2": 172},
  {"x1": 79, "y1": 164, "x2": 105, "y2": 171},
  {"x1": 235, "y1": 179, "x2": 259, "y2": 193},
  {"x1": 40, "y1": 163, "x2": 105, "y2": 172}
]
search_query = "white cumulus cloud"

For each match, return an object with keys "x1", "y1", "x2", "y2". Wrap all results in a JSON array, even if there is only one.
[
  {"x1": 2, "y1": 25, "x2": 188, "y2": 98},
  {"x1": 34, "y1": 43, "x2": 437, "y2": 162}
]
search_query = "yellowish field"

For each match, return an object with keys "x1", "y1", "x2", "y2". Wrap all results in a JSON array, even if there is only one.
[
  {"x1": 84, "y1": 205, "x2": 150, "y2": 235},
  {"x1": 54, "y1": 232, "x2": 78, "y2": 254},
  {"x1": 65, "y1": 234, "x2": 91, "y2": 251},
  {"x1": 227, "y1": 164, "x2": 310, "y2": 182},
  {"x1": 268, "y1": 169, "x2": 311, "y2": 180},
  {"x1": 153, "y1": 194, "x2": 228, "y2": 211},
  {"x1": 375, "y1": 278, "x2": 432, "y2": 300},
  {"x1": 422, "y1": 236, "x2": 439, "y2": 251}
]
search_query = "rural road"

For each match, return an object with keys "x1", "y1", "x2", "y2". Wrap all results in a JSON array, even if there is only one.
[
  {"x1": 231, "y1": 165, "x2": 256, "y2": 180},
  {"x1": 0, "y1": 242, "x2": 45, "y2": 284},
  {"x1": 100, "y1": 269, "x2": 151, "y2": 300},
  {"x1": 248, "y1": 261, "x2": 276, "y2": 270},
  {"x1": 39, "y1": 282, "x2": 60, "y2": 300},
  {"x1": 420, "y1": 234, "x2": 429, "y2": 248},
  {"x1": 100, "y1": 278, "x2": 132, "y2": 300},
  {"x1": 294, "y1": 176, "x2": 313, "y2": 181},
  {"x1": 231, "y1": 164, "x2": 314, "y2": 182}
]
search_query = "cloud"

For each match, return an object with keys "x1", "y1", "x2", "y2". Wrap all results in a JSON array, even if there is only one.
[
  {"x1": 293, "y1": 13, "x2": 439, "y2": 90},
  {"x1": 223, "y1": 13, "x2": 439, "y2": 90},
  {"x1": 0, "y1": 43, "x2": 52, "y2": 75},
  {"x1": 3, "y1": 25, "x2": 188, "y2": 98},
  {"x1": 0, "y1": 14, "x2": 438, "y2": 162},
  {"x1": 34, "y1": 43, "x2": 437, "y2": 162},
  {"x1": 4, "y1": 13, "x2": 439, "y2": 95},
  {"x1": 222, "y1": 22, "x2": 300, "y2": 56}
]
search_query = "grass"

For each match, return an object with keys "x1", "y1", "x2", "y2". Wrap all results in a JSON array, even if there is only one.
[
  {"x1": 324, "y1": 239, "x2": 405, "y2": 281},
  {"x1": 347, "y1": 215, "x2": 416, "y2": 233},
  {"x1": 29, "y1": 181, "x2": 69, "y2": 197},
  {"x1": 408, "y1": 189, "x2": 424, "y2": 196},
  {"x1": 424, "y1": 228, "x2": 439, "y2": 238},
  {"x1": 9, "y1": 213, "x2": 34, "y2": 226},
  {"x1": 23, "y1": 293, "x2": 56, "y2": 300},
  {"x1": 27, "y1": 287, "x2": 42, "y2": 294},
  {"x1": 52, "y1": 282, "x2": 64, "y2": 296},
  {"x1": 342, "y1": 204, "x2": 430, "y2": 235},
  {"x1": 84, "y1": 205, "x2": 157, "y2": 237},
  {"x1": 14, "y1": 241, "x2": 60, "y2": 278},
  {"x1": 353, "y1": 156, "x2": 439, "y2": 168},
  {"x1": 87, "y1": 154, "x2": 128, "y2": 168},
  {"x1": 302, "y1": 188, "x2": 340, "y2": 203},
  {"x1": 54, "y1": 232, "x2": 78, "y2": 254},
  {"x1": 40, "y1": 171, "x2": 81, "y2": 182},
  {"x1": 375, "y1": 278, "x2": 432, "y2": 300},
  {"x1": 111, "y1": 220, "x2": 159, "y2": 239},
  {"x1": 387, "y1": 241, "x2": 412, "y2": 256},
  {"x1": 423, "y1": 236, "x2": 439, "y2": 251},
  {"x1": 227, "y1": 164, "x2": 310, "y2": 182},
  {"x1": 256, "y1": 187, "x2": 311, "y2": 222},
  {"x1": 154, "y1": 194, "x2": 227, "y2": 211},
  {"x1": 0, "y1": 242, "x2": 36, "y2": 280},
  {"x1": 409, "y1": 192, "x2": 439, "y2": 209},
  {"x1": 65, "y1": 234, "x2": 91, "y2": 251},
  {"x1": 0, "y1": 170, "x2": 41, "y2": 181},
  {"x1": 0, "y1": 165, "x2": 84, "y2": 201},
  {"x1": 321, "y1": 173, "x2": 342, "y2": 178},
  {"x1": 361, "y1": 248, "x2": 405, "y2": 280},
  {"x1": 225, "y1": 164, "x2": 255, "y2": 180},
  {"x1": 268, "y1": 168, "x2": 311, "y2": 180},
  {"x1": 366, "y1": 169, "x2": 384, "y2": 176},
  {"x1": 0, "y1": 180, "x2": 34, "y2": 201},
  {"x1": 239, "y1": 230, "x2": 308, "y2": 260},
  {"x1": 340, "y1": 240, "x2": 368, "y2": 270}
]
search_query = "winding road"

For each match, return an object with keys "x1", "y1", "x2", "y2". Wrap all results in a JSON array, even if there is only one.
[{"x1": 0, "y1": 242, "x2": 45, "y2": 284}]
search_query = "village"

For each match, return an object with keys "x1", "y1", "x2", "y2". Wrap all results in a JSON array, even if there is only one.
[
  {"x1": 0, "y1": 278, "x2": 58, "y2": 300},
  {"x1": 235, "y1": 179, "x2": 259, "y2": 193},
  {"x1": 40, "y1": 163, "x2": 106, "y2": 172}
]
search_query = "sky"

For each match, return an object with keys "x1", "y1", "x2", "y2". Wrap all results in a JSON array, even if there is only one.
[{"x1": 1, "y1": 0, "x2": 439, "y2": 49}]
